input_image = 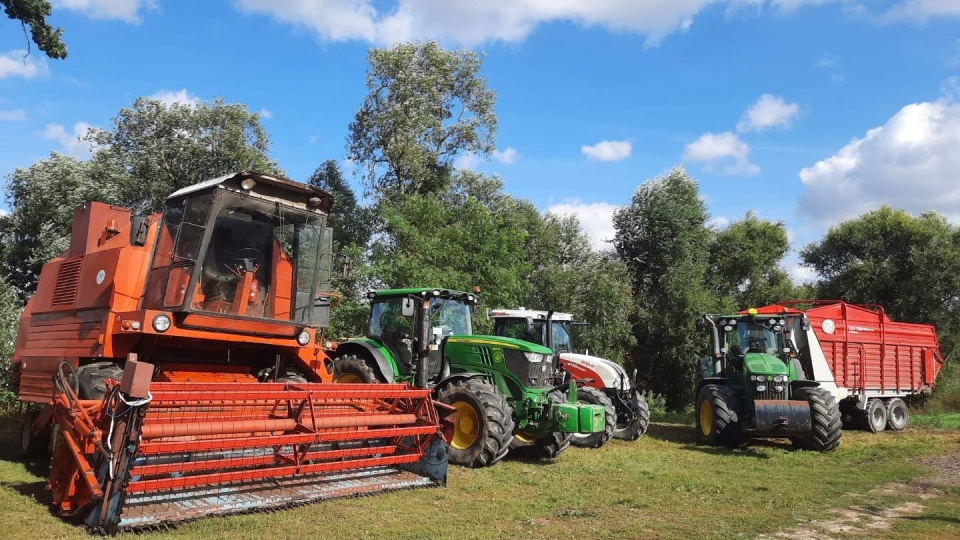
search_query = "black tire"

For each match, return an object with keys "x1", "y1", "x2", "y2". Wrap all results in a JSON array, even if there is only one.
[
  {"x1": 19, "y1": 408, "x2": 50, "y2": 458},
  {"x1": 333, "y1": 354, "x2": 381, "y2": 383},
  {"x1": 886, "y1": 398, "x2": 909, "y2": 431},
  {"x1": 569, "y1": 386, "x2": 615, "y2": 449},
  {"x1": 510, "y1": 389, "x2": 573, "y2": 459},
  {"x1": 76, "y1": 361, "x2": 124, "y2": 401},
  {"x1": 275, "y1": 365, "x2": 308, "y2": 384},
  {"x1": 695, "y1": 385, "x2": 742, "y2": 447},
  {"x1": 793, "y1": 387, "x2": 842, "y2": 452},
  {"x1": 863, "y1": 398, "x2": 887, "y2": 433},
  {"x1": 436, "y1": 379, "x2": 514, "y2": 468},
  {"x1": 613, "y1": 390, "x2": 650, "y2": 441}
]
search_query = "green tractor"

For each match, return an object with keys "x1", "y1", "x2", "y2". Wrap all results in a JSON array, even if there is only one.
[
  {"x1": 332, "y1": 288, "x2": 606, "y2": 467},
  {"x1": 695, "y1": 311, "x2": 842, "y2": 452}
]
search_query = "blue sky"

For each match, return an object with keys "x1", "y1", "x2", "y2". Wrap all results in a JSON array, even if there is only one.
[{"x1": 2, "y1": 1, "x2": 960, "y2": 281}]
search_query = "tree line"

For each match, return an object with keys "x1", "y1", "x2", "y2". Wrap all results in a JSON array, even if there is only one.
[{"x1": 1, "y1": 42, "x2": 957, "y2": 411}]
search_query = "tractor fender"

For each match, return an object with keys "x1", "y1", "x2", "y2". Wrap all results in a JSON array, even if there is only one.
[
  {"x1": 558, "y1": 353, "x2": 631, "y2": 391},
  {"x1": 431, "y1": 373, "x2": 487, "y2": 398},
  {"x1": 335, "y1": 340, "x2": 397, "y2": 383},
  {"x1": 790, "y1": 379, "x2": 821, "y2": 391},
  {"x1": 696, "y1": 376, "x2": 730, "y2": 393}
]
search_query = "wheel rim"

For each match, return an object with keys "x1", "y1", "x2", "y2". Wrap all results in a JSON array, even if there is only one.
[
  {"x1": 513, "y1": 430, "x2": 538, "y2": 444},
  {"x1": 20, "y1": 421, "x2": 31, "y2": 452},
  {"x1": 892, "y1": 405, "x2": 905, "y2": 425},
  {"x1": 450, "y1": 400, "x2": 479, "y2": 450},
  {"x1": 699, "y1": 399, "x2": 713, "y2": 436},
  {"x1": 335, "y1": 373, "x2": 362, "y2": 383},
  {"x1": 872, "y1": 405, "x2": 885, "y2": 426}
]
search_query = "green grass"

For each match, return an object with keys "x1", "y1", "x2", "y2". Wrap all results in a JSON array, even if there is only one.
[
  {"x1": 0, "y1": 417, "x2": 957, "y2": 540},
  {"x1": 911, "y1": 412, "x2": 960, "y2": 430}
]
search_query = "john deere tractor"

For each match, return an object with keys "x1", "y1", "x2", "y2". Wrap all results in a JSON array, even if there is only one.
[
  {"x1": 695, "y1": 311, "x2": 842, "y2": 452},
  {"x1": 332, "y1": 288, "x2": 606, "y2": 467}
]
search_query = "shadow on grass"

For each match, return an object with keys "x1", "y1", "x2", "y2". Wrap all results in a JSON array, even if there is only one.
[{"x1": 645, "y1": 419, "x2": 801, "y2": 459}]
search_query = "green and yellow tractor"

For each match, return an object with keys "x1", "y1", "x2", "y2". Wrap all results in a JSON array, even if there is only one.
[
  {"x1": 695, "y1": 311, "x2": 842, "y2": 452},
  {"x1": 332, "y1": 288, "x2": 606, "y2": 467}
]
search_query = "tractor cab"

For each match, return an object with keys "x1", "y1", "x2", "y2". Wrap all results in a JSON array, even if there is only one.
[
  {"x1": 143, "y1": 172, "x2": 335, "y2": 337},
  {"x1": 490, "y1": 309, "x2": 576, "y2": 354}
]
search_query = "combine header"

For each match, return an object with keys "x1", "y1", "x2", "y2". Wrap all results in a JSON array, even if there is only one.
[{"x1": 12, "y1": 172, "x2": 449, "y2": 533}]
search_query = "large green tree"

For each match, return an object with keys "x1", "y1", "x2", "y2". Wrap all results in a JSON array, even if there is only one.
[
  {"x1": 3, "y1": 0, "x2": 66, "y2": 59},
  {"x1": 0, "y1": 275, "x2": 22, "y2": 407},
  {"x1": 348, "y1": 41, "x2": 497, "y2": 199},
  {"x1": 90, "y1": 97, "x2": 278, "y2": 213}
]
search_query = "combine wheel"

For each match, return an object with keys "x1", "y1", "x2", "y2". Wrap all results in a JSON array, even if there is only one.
[
  {"x1": 19, "y1": 408, "x2": 50, "y2": 458},
  {"x1": 695, "y1": 385, "x2": 741, "y2": 448},
  {"x1": 862, "y1": 398, "x2": 887, "y2": 433},
  {"x1": 333, "y1": 354, "x2": 380, "y2": 383},
  {"x1": 570, "y1": 387, "x2": 615, "y2": 448},
  {"x1": 613, "y1": 390, "x2": 650, "y2": 441},
  {"x1": 275, "y1": 365, "x2": 308, "y2": 383},
  {"x1": 510, "y1": 389, "x2": 573, "y2": 459},
  {"x1": 436, "y1": 379, "x2": 514, "y2": 468},
  {"x1": 885, "y1": 398, "x2": 909, "y2": 431},
  {"x1": 793, "y1": 387, "x2": 842, "y2": 452},
  {"x1": 76, "y1": 361, "x2": 124, "y2": 400}
]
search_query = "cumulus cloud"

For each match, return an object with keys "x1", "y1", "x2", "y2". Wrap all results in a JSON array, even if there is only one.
[
  {"x1": 884, "y1": 0, "x2": 960, "y2": 22},
  {"x1": 581, "y1": 140, "x2": 631, "y2": 162},
  {"x1": 148, "y1": 89, "x2": 200, "y2": 107},
  {"x1": 43, "y1": 122, "x2": 99, "y2": 158},
  {"x1": 737, "y1": 94, "x2": 800, "y2": 133},
  {"x1": 0, "y1": 208, "x2": 8, "y2": 217},
  {"x1": 788, "y1": 262, "x2": 818, "y2": 285},
  {"x1": 683, "y1": 131, "x2": 760, "y2": 176},
  {"x1": 707, "y1": 216, "x2": 731, "y2": 230},
  {"x1": 797, "y1": 98, "x2": 960, "y2": 226},
  {"x1": 55, "y1": 0, "x2": 156, "y2": 23},
  {"x1": 0, "y1": 109, "x2": 27, "y2": 121},
  {"x1": 492, "y1": 146, "x2": 518, "y2": 164},
  {"x1": 0, "y1": 50, "x2": 49, "y2": 79},
  {"x1": 546, "y1": 200, "x2": 619, "y2": 251},
  {"x1": 258, "y1": 108, "x2": 273, "y2": 119}
]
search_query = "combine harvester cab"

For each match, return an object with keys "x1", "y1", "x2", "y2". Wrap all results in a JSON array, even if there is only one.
[
  {"x1": 752, "y1": 301, "x2": 944, "y2": 432},
  {"x1": 11, "y1": 172, "x2": 449, "y2": 533}
]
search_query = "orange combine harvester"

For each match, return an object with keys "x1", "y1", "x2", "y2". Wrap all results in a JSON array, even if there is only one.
[{"x1": 11, "y1": 171, "x2": 449, "y2": 533}]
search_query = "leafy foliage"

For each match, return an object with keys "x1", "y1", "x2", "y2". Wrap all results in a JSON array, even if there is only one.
[
  {"x1": 2, "y1": 0, "x2": 66, "y2": 59},
  {"x1": 0, "y1": 275, "x2": 22, "y2": 408},
  {"x1": 348, "y1": 41, "x2": 497, "y2": 199}
]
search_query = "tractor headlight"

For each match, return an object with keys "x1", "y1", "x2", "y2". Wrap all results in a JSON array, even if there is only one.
[
  {"x1": 756, "y1": 384, "x2": 767, "y2": 392},
  {"x1": 297, "y1": 330, "x2": 311, "y2": 346},
  {"x1": 152, "y1": 314, "x2": 171, "y2": 333},
  {"x1": 523, "y1": 352, "x2": 544, "y2": 363},
  {"x1": 774, "y1": 385, "x2": 784, "y2": 392}
]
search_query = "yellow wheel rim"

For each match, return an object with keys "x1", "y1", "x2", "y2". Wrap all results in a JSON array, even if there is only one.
[
  {"x1": 451, "y1": 401, "x2": 480, "y2": 449},
  {"x1": 699, "y1": 399, "x2": 713, "y2": 437},
  {"x1": 513, "y1": 430, "x2": 538, "y2": 444},
  {"x1": 335, "y1": 373, "x2": 362, "y2": 383}
]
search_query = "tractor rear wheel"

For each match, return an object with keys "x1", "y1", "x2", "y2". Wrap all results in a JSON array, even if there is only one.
[
  {"x1": 76, "y1": 361, "x2": 124, "y2": 400},
  {"x1": 333, "y1": 355, "x2": 380, "y2": 383},
  {"x1": 510, "y1": 389, "x2": 574, "y2": 459},
  {"x1": 695, "y1": 385, "x2": 741, "y2": 447},
  {"x1": 886, "y1": 398, "x2": 909, "y2": 431},
  {"x1": 862, "y1": 398, "x2": 887, "y2": 433},
  {"x1": 436, "y1": 379, "x2": 514, "y2": 468},
  {"x1": 613, "y1": 390, "x2": 650, "y2": 441},
  {"x1": 569, "y1": 386, "x2": 615, "y2": 449},
  {"x1": 793, "y1": 387, "x2": 842, "y2": 452}
]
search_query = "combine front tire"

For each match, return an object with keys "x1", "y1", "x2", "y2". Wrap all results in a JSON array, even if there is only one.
[
  {"x1": 436, "y1": 379, "x2": 514, "y2": 468},
  {"x1": 886, "y1": 398, "x2": 909, "y2": 431},
  {"x1": 19, "y1": 409, "x2": 50, "y2": 458},
  {"x1": 76, "y1": 362, "x2": 124, "y2": 400},
  {"x1": 333, "y1": 355, "x2": 380, "y2": 383},
  {"x1": 793, "y1": 387, "x2": 842, "y2": 452},
  {"x1": 613, "y1": 390, "x2": 650, "y2": 441},
  {"x1": 695, "y1": 385, "x2": 741, "y2": 447},
  {"x1": 570, "y1": 387, "x2": 615, "y2": 448}
]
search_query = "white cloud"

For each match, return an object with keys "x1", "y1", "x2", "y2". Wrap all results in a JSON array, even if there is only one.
[
  {"x1": 54, "y1": 0, "x2": 156, "y2": 23},
  {"x1": 0, "y1": 109, "x2": 27, "y2": 121},
  {"x1": 737, "y1": 94, "x2": 800, "y2": 133},
  {"x1": 0, "y1": 208, "x2": 9, "y2": 217},
  {"x1": 258, "y1": 108, "x2": 273, "y2": 119},
  {"x1": 683, "y1": 131, "x2": 760, "y2": 176},
  {"x1": 707, "y1": 216, "x2": 731, "y2": 230},
  {"x1": 581, "y1": 140, "x2": 632, "y2": 162},
  {"x1": 0, "y1": 50, "x2": 49, "y2": 79},
  {"x1": 43, "y1": 122, "x2": 99, "y2": 158},
  {"x1": 797, "y1": 98, "x2": 960, "y2": 226},
  {"x1": 884, "y1": 0, "x2": 960, "y2": 22},
  {"x1": 454, "y1": 151, "x2": 481, "y2": 170},
  {"x1": 492, "y1": 146, "x2": 518, "y2": 164},
  {"x1": 546, "y1": 200, "x2": 619, "y2": 251},
  {"x1": 788, "y1": 263, "x2": 818, "y2": 285},
  {"x1": 148, "y1": 89, "x2": 200, "y2": 107},
  {"x1": 815, "y1": 53, "x2": 844, "y2": 82}
]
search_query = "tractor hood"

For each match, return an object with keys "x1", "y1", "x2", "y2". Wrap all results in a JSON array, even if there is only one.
[
  {"x1": 743, "y1": 352, "x2": 788, "y2": 376},
  {"x1": 446, "y1": 335, "x2": 553, "y2": 354},
  {"x1": 558, "y1": 353, "x2": 631, "y2": 391}
]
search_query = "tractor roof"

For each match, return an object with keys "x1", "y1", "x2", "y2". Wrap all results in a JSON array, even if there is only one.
[
  {"x1": 369, "y1": 288, "x2": 478, "y2": 302},
  {"x1": 489, "y1": 308, "x2": 574, "y2": 322},
  {"x1": 168, "y1": 171, "x2": 334, "y2": 213}
]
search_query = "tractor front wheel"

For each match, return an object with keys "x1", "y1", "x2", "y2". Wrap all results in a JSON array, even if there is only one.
[
  {"x1": 569, "y1": 386, "x2": 615, "y2": 449},
  {"x1": 76, "y1": 361, "x2": 124, "y2": 401},
  {"x1": 333, "y1": 355, "x2": 380, "y2": 383},
  {"x1": 793, "y1": 387, "x2": 842, "y2": 452},
  {"x1": 436, "y1": 379, "x2": 514, "y2": 468},
  {"x1": 510, "y1": 389, "x2": 574, "y2": 459},
  {"x1": 613, "y1": 390, "x2": 650, "y2": 441},
  {"x1": 695, "y1": 385, "x2": 741, "y2": 447}
]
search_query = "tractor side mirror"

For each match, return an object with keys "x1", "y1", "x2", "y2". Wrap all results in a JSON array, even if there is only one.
[
  {"x1": 525, "y1": 317, "x2": 535, "y2": 333},
  {"x1": 131, "y1": 216, "x2": 149, "y2": 246},
  {"x1": 401, "y1": 298, "x2": 416, "y2": 317},
  {"x1": 485, "y1": 307, "x2": 491, "y2": 321},
  {"x1": 801, "y1": 317, "x2": 811, "y2": 331}
]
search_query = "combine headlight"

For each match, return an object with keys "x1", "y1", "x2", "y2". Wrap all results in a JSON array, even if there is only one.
[
  {"x1": 523, "y1": 352, "x2": 544, "y2": 363},
  {"x1": 297, "y1": 330, "x2": 311, "y2": 346},
  {"x1": 774, "y1": 385, "x2": 785, "y2": 392},
  {"x1": 756, "y1": 384, "x2": 767, "y2": 392},
  {"x1": 152, "y1": 314, "x2": 171, "y2": 333}
]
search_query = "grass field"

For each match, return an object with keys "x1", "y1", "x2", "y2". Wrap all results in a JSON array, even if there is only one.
[{"x1": 0, "y1": 413, "x2": 957, "y2": 540}]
